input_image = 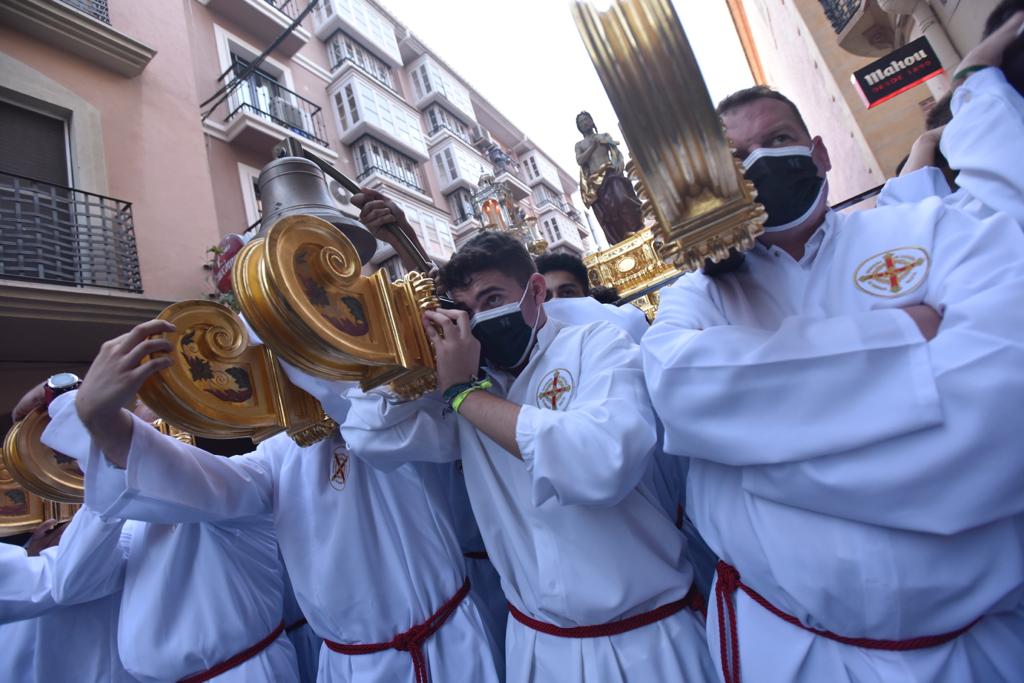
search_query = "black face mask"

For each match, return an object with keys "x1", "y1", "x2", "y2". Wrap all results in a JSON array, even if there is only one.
[
  {"x1": 469, "y1": 289, "x2": 539, "y2": 370},
  {"x1": 742, "y1": 145, "x2": 827, "y2": 233}
]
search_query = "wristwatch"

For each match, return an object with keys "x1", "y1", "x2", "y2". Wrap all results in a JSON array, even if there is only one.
[{"x1": 43, "y1": 372, "x2": 82, "y2": 406}]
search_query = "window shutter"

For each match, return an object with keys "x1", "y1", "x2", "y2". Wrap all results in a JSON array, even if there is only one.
[{"x1": 0, "y1": 100, "x2": 68, "y2": 186}]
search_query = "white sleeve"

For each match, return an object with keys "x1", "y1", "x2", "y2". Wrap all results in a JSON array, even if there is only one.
[
  {"x1": 51, "y1": 506, "x2": 126, "y2": 606},
  {"x1": 342, "y1": 390, "x2": 459, "y2": 470},
  {"x1": 876, "y1": 167, "x2": 952, "y2": 207},
  {"x1": 741, "y1": 207, "x2": 1024, "y2": 534},
  {"x1": 942, "y1": 67, "x2": 1024, "y2": 226},
  {"x1": 516, "y1": 323, "x2": 658, "y2": 507},
  {"x1": 643, "y1": 270, "x2": 942, "y2": 465},
  {"x1": 0, "y1": 545, "x2": 57, "y2": 623},
  {"x1": 84, "y1": 413, "x2": 274, "y2": 524}
]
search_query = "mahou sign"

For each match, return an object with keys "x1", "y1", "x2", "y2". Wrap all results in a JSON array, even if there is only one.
[{"x1": 852, "y1": 36, "x2": 944, "y2": 109}]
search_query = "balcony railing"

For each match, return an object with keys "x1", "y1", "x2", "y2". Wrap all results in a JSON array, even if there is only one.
[
  {"x1": 224, "y1": 70, "x2": 329, "y2": 147},
  {"x1": 427, "y1": 122, "x2": 473, "y2": 145},
  {"x1": 264, "y1": 0, "x2": 302, "y2": 21},
  {"x1": 0, "y1": 172, "x2": 142, "y2": 292},
  {"x1": 357, "y1": 165, "x2": 424, "y2": 193},
  {"x1": 59, "y1": 0, "x2": 110, "y2": 24},
  {"x1": 535, "y1": 195, "x2": 573, "y2": 215},
  {"x1": 818, "y1": 0, "x2": 861, "y2": 34}
]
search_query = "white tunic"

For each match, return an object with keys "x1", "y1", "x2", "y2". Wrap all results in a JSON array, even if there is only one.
[
  {"x1": 0, "y1": 544, "x2": 57, "y2": 624},
  {"x1": 78, "y1": 399, "x2": 497, "y2": 683},
  {"x1": 643, "y1": 189, "x2": 1024, "y2": 677},
  {"x1": 43, "y1": 393, "x2": 298, "y2": 683},
  {"x1": 879, "y1": 69, "x2": 1024, "y2": 226},
  {"x1": 343, "y1": 317, "x2": 715, "y2": 683}
]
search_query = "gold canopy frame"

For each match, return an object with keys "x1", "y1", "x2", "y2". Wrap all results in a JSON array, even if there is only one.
[
  {"x1": 138, "y1": 300, "x2": 335, "y2": 446},
  {"x1": 2, "y1": 410, "x2": 84, "y2": 505},
  {"x1": 233, "y1": 214, "x2": 439, "y2": 399},
  {"x1": 572, "y1": 0, "x2": 766, "y2": 275}
]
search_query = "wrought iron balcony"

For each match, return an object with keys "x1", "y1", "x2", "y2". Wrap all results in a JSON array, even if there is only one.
[
  {"x1": 224, "y1": 69, "x2": 329, "y2": 148},
  {"x1": 0, "y1": 172, "x2": 142, "y2": 292},
  {"x1": 264, "y1": 0, "x2": 302, "y2": 21},
  {"x1": 535, "y1": 195, "x2": 574, "y2": 215},
  {"x1": 59, "y1": 0, "x2": 110, "y2": 24},
  {"x1": 356, "y1": 164, "x2": 425, "y2": 193},
  {"x1": 427, "y1": 122, "x2": 473, "y2": 145},
  {"x1": 819, "y1": 0, "x2": 861, "y2": 34}
]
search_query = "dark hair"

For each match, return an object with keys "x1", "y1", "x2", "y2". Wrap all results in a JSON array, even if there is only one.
[
  {"x1": 925, "y1": 93, "x2": 953, "y2": 130},
  {"x1": 984, "y1": 1, "x2": 1024, "y2": 38},
  {"x1": 535, "y1": 252, "x2": 590, "y2": 294},
  {"x1": 439, "y1": 231, "x2": 536, "y2": 292},
  {"x1": 576, "y1": 110, "x2": 595, "y2": 132},
  {"x1": 590, "y1": 285, "x2": 620, "y2": 304},
  {"x1": 716, "y1": 86, "x2": 810, "y2": 135}
]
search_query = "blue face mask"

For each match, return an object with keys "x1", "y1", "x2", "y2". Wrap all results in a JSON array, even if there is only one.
[
  {"x1": 743, "y1": 144, "x2": 828, "y2": 233},
  {"x1": 469, "y1": 287, "x2": 539, "y2": 370}
]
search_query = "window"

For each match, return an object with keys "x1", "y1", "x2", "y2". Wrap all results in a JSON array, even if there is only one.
[
  {"x1": 544, "y1": 217, "x2": 562, "y2": 241},
  {"x1": 411, "y1": 69, "x2": 424, "y2": 99},
  {"x1": 231, "y1": 54, "x2": 284, "y2": 117},
  {"x1": 424, "y1": 105, "x2": 471, "y2": 143},
  {"x1": 446, "y1": 188, "x2": 474, "y2": 223},
  {"x1": 353, "y1": 136, "x2": 423, "y2": 192},
  {"x1": 0, "y1": 100, "x2": 68, "y2": 185},
  {"x1": 418, "y1": 65, "x2": 432, "y2": 94},
  {"x1": 345, "y1": 85, "x2": 359, "y2": 124},
  {"x1": 443, "y1": 149, "x2": 457, "y2": 181},
  {"x1": 528, "y1": 157, "x2": 540, "y2": 179},
  {"x1": 327, "y1": 31, "x2": 395, "y2": 90}
]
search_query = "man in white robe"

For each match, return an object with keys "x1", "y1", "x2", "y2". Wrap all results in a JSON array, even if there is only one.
[
  {"x1": 642, "y1": 15, "x2": 1024, "y2": 683},
  {"x1": 65, "y1": 319, "x2": 498, "y2": 683},
  {"x1": 0, "y1": 509, "x2": 135, "y2": 683},
  {"x1": 340, "y1": 229, "x2": 715, "y2": 683},
  {"x1": 37, "y1": 388, "x2": 300, "y2": 683}
]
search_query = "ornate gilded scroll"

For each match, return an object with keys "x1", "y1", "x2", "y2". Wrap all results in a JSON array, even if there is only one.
[
  {"x1": 2, "y1": 410, "x2": 84, "y2": 505},
  {"x1": 139, "y1": 300, "x2": 334, "y2": 446},
  {"x1": 233, "y1": 214, "x2": 438, "y2": 398},
  {"x1": 572, "y1": 0, "x2": 766, "y2": 273}
]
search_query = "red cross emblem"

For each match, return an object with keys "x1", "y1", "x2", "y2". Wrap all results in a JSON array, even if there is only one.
[
  {"x1": 330, "y1": 447, "x2": 349, "y2": 491},
  {"x1": 537, "y1": 368, "x2": 574, "y2": 410},
  {"x1": 854, "y1": 247, "x2": 930, "y2": 298}
]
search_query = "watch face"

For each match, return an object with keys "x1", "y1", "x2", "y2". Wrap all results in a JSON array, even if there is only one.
[{"x1": 49, "y1": 373, "x2": 80, "y2": 390}]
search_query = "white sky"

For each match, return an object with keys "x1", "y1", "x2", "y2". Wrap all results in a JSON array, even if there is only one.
[{"x1": 378, "y1": 0, "x2": 755, "y2": 182}]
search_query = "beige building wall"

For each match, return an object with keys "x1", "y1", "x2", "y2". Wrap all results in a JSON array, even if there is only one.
[{"x1": 0, "y1": 0, "x2": 587, "y2": 424}]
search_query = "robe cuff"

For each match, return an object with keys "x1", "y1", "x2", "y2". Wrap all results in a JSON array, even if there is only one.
[
  {"x1": 85, "y1": 413, "x2": 160, "y2": 521},
  {"x1": 515, "y1": 404, "x2": 556, "y2": 505},
  {"x1": 41, "y1": 390, "x2": 92, "y2": 465},
  {"x1": 952, "y1": 66, "x2": 1010, "y2": 115}
]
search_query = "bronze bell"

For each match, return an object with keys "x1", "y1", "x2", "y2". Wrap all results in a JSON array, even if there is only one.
[{"x1": 258, "y1": 157, "x2": 379, "y2": 264}]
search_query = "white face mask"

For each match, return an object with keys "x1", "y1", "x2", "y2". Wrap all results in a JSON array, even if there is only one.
[{"x1": 469, "y1": 286, "x2": 541, "y2": 370}]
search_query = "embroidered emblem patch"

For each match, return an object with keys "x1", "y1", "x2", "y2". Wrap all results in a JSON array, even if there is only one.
[
  {"x1": 329, "y1": 446, "x2": 349, "y2": 491},
  {"x1": 536, "y1": 368, "x2": 575, "y2": 410},
  {"x1": 854, "y1": 247, "x2": 930, "y2": 298}
]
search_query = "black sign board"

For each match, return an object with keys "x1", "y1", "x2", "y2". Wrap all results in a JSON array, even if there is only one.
[{"x1": 852, "y1": 36, "x2": 944, "y2": 109}]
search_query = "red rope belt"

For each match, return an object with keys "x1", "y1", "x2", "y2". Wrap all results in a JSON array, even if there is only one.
[
  {"x1": 286, "y1": 618, "x2": 308, "y2": 633},
  {"x1": 714, "y1": 561, "x2": 981, "y2": 683},
  {"x1": 323, "y1": 578, "x2": 470, "y2": 683},
  {"x1": 508, "y1": 585, "x2": 706, "y2": 639},
  {"x1": 178, "y1": 621, "x2": 285, "y2": 683}
]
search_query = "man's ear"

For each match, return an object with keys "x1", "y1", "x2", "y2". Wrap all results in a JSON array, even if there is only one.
[
  {"x1": 528, "y1": 272, "x2": 548, "y2": 306},
  {"x1": 811, "y1": 135, "x2": 832, "y2": 175}
]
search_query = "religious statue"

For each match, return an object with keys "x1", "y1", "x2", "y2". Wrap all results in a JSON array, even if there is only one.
[{"x1": 575, "y1": 111, "x2": 644, "y2": 244}]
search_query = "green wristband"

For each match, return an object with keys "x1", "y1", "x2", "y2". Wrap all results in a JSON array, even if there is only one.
[
  {"x1": 953, "y1": 65, "x2": 991, "y2": 83},
  {"x1": 451, "y1": 378, "x2": 492, "y2": 414}
]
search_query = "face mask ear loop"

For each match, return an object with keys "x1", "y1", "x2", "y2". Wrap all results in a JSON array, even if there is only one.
[{"x1": 510, "y1": 281, "x2": 542, "y2": 369}]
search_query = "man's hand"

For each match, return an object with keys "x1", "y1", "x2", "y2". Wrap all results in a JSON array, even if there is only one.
[
  {"x1": 76, "y1": 320, "x2": 175, "y2": 468},
  {"x1": 902, "y1": 304, "x2": 942, "y2": 341},
  {"x1": 955, "y1": 10, "x2": 1024, "y2": 86},
  {"x1": 422, "y1": 309, "x2": 481, "y2": 391},
  {"x1": 24, "y1": 519, "x2": 66, "y2": 557},
  {"x1": 12, "y1": 382, "x2": 46, "y2": 422},
  {"x1": 900, "y1": 126, "x2": 945, "y2": 177},
  {"x1": 352, "y1": 187, "x2": 431, "y2": 272}
]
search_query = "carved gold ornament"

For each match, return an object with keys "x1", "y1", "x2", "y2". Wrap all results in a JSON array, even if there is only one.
[
  {"x1": 138, "y1": 300, "x2": 334, "y2": 446},
  {"x1": 572, "y1": 0, "x2": 766, "y2": 274},
  {"x1": 233, "y1": 215, "x2": 438, "y2": 398}
]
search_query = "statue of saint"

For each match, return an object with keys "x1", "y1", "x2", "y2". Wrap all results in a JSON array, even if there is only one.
[{"x1": 575, "y1": 111, "x2": 644, "y2": 244}]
